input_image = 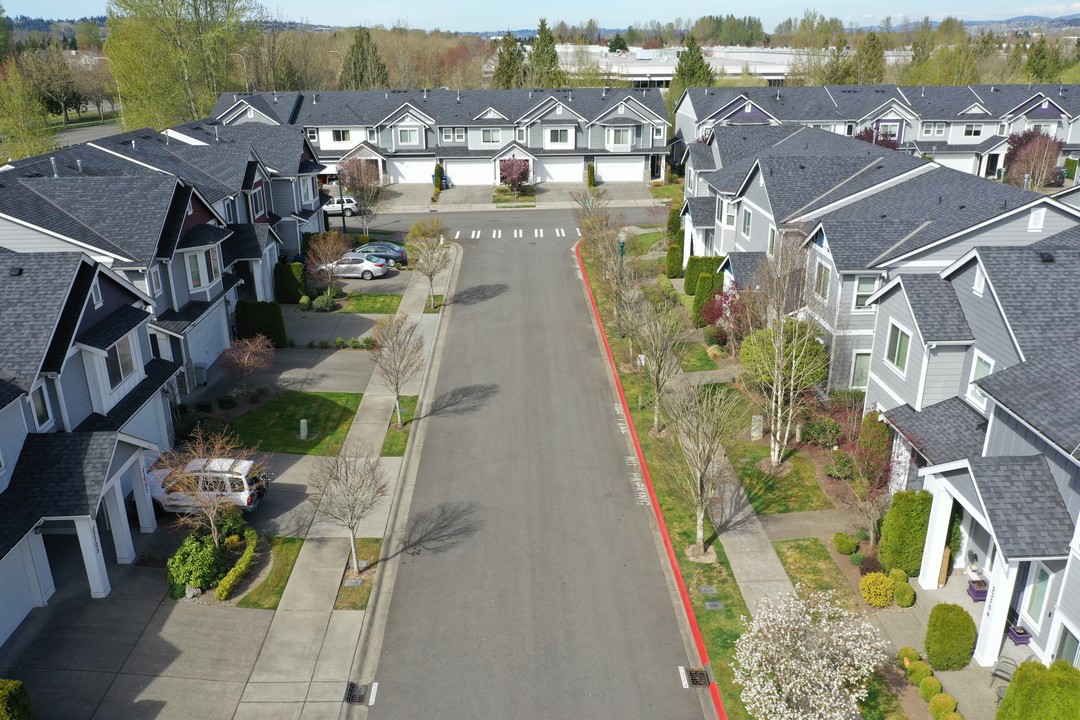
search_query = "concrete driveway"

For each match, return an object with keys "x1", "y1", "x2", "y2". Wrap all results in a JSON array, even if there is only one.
[
  {"x1": 438, "y1": 185, "x2": 493, "y2": 205},
  {"x1": 534, "y1": 182, "x2": 653, "y2": 205}
]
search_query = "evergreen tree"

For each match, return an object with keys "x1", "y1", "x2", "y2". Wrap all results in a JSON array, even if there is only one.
[
  {"x1": 0, "y1": 59, "x2": 55, "y2": 160},
  {"x1": 852, "y1": 32, "x2": 885, "y2": 84},
  {"x1": 339, "y1": 27, "x2": 388, "y2": 90},
  {"x1": 492, "y1": 31, "x2": 525, "y2": 89},
  {"x1": 673, "y1": 34, "x2": 714, "y2": 88},
  {"x1": 608, "y1": 33, "x2": 628, "y2": 53},
  {"x1": 527, "y1": 19, "x2": 566, "y2": 88},
  {"x1": 0, "y1": 4, "x2": 9, "y2": 59}
]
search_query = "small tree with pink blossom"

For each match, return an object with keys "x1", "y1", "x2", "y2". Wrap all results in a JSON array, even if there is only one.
[{"x1": 499, "y1": 158, "x2": 530, "y2": 194}]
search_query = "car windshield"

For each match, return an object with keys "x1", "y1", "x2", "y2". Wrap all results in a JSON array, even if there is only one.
[{"x1": 366, "y1": 254, "x2": 383, "y2": 263}]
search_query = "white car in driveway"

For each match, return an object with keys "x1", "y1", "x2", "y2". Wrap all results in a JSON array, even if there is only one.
[
  {"x1": 319, "y1": 252, "x2": 388, "y2": 280},
  {"x1": 324, "y1": 196, "x2": 359, "y2": 216},
  {"x1": 147, "y1": 458, "x2": 270, "y2": 513}
]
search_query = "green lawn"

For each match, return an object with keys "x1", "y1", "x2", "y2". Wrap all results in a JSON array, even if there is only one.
[
  {"x1": 648, "y1": 184, "x2": 684, "y2": 201},
  {"x1": 493, "y1": 187, "x2": 536, "y2": 205},
  {"x1": 237, "y1": 537, "x2": 304, "y2": 610},
  {"x1": 424, "y1": 295, "x2": 443, "y2": 314},
  {"x1": 625, "y1": 230, "x2": 665, "y2": 257},
  {"x1": 232, "y1": 391, "x2": 362, "y2": 455},
  {"x1": 335, "y1": 538, "x2": 383, "y2": 610},
  {"x1": 680, "y1": 342, "x2": 717, "y2": 373},
  {"x1": 860, "y1": 670, "x2": 909, "y2": 720},
  {"x1": 381, "y1": 396, "x2": 418, "y2": 457},
  {"x1": 773, "y1": 538, "x2": 859, "y2": 611},
  {"x1": 341, "y1": 293, "x2": 402, "y2": 314},
  {"x1": 730, "y1": 441, "x2": 832, "y2": 514}
]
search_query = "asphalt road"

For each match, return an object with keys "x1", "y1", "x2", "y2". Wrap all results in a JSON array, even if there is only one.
[{"x1": 367, "y1": 209, "x2": 707, "y2": 718}]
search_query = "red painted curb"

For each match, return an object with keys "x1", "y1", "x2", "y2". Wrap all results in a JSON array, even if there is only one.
[{"x1": 576, "y1": 243, "x2": 727, "y2": 720}]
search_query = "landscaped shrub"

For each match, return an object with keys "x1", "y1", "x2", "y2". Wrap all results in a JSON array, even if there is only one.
[
  {"x1": 803, "y1": 416, "x2": 843, "y2": 446},
  {"x1": 335, "y1": 337, "x2": 346, "y2": 349},
  {"x1": 894, "y1": 581, "x2": 916, "y2": 607},
  {"x1": 666, "y1": 246, "x2": 684, "y2": 278},
  {"x1": 919, "y1": 675, "x2": 943, "y2": 701},
  {"x1": 906, "y1": 660, "x2": 933, "y2": 686},
  {"x1": 175, "y1": 411, "x2": 229, "y2": 440},
  {"x1": 434, "y1": 162, "x2": 443, "y2": 190},
  {"x1": 0, "y1": 678, "x2": 34, "y2": 720},
  {"x1": 215, "y1": 527, "x2": 259, "y2": 601},
  {"x1": 925, "y1": 603, "x2": 976, "y2": 670},
  {"x1": 703, "y1": 325, "x2": 725, "y2": 347},
  {"x1": 348, "y1": 338, "x2": 363, "y2": 349},
  {"x1": 928, "y1": 693, "x2": 956, "y2": 719},
  {"x1": 223, "y1": 534, "x2": 243, "y2": 553},
  {"x1": 855, "y1": 529, "x2": 870, "y2": 541},
  {"x1": 941, "y1": 713, "x2": 963, "y2": 720},
  {"x1": 657, "y1": 275, "x2": 679, "y2": 302},
  {"x1": 860, "y1": 572, "x2": 894, "y2": 608},
  {"x1": 859, "y1": 555, "x2": 884, "y2": 576},
  {"x1": 167, "y1": 534, "x2": 228, "y2": 590},
  {"x1": 587, "y1": 162, "x2": 595, "y2": 187},
  {"x1": 666, "y1": 198, "x2": 682, "y2": 239},
  {"x1": 684, "y1": 257, "x2": 705, "y2": 294},
  {"x1": 218, "y1": 395, "x2": 237, "y2": 410},
  {"x1": 312, "y1": 294, "x2": 336, "y2": 312},
  {"x1": 879, "y1": 490, "x2": 933, "y2": 576},
  {"x1": 357, "y1": 336, "x2": 377, "y2": 350},
  {"x1": 274, "y1": 261, "x2": 307, "y2": 303},
  {"x1": 889, "y1": 568, "x2": 908, "y2": 584},
  {"x1": 319, "y1": 340, "x2": 329, "y2": 349},
  {"x1": 236, "y1": 301, "x2": 288, "y2": 348},
  {"x1": 692, "y1": 271, "x2": 718, "y2": 328},
  {"x1": 217, "y1": 506, "x2": 247, "y2": 539},
  {"x1": 826, "y1": 450, "x2": 857, "y2": 480},
  {"x1": 897, "y1": 646, "x2": 921, "y2": 667},
  {"x1": 833, "y1": 531, "x2": 859, "y2": 555},
  {"x1": 299, "y1": 295, "x2": 311, "y2": 311},
  {"x1": 997, "y1": 660, "x2": 1080, "y2": 720},
  {"x1": 849, "y1": 552, "x2": 865, "y2": 566}
]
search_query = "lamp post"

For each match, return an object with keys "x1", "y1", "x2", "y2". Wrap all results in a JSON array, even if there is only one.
[
  {"x1": 615, "y1": 234, "x2": 626, "y2": 338},
  {"x1": 231, "y1": 53, "x2": 249, "y2": 92}
]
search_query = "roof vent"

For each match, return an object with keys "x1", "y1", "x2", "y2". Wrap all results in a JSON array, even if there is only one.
[
  {"x1": 8, "y1": 266, "x2": 22, "y2": 276},
  {"x1": 49, "y1": 156, "x2": 58, "y2": 177},
  {"x1": 76, "y1": 159, "x2": 84, "y2": 174},
  {"x1": 1040, "y1": 251, "x2": 1055, "y2": 263}
]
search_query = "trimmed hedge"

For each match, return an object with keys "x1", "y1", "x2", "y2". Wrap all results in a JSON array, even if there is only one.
[
  {"x1": 312, "y1": 294, "x2": 336, "y2": 312},
  {"x1": 879, "y1": 490, "x2": 933, "y2": 576},
  {"x1": 666, "y1": 198, "x2": 682, "y2": 239},
  {"x1": 684, "y1": 256, "x2": 723, "y2": 295},
  {"x1": 692, "y1": 271, "x2": 720, "y2": 328},
  {"x1": 0, "y1": 678, "x2": 34, "y2": 720},
  {"x1": 928, "y1": 693, "x2": 957, "y2": 719},
  {"x1": 919, "y1": 675, "x2": 943, "y2": 701},
  {"x1": 833, "y1": 532, "x2": 859, "y2": 555},
  {"x1": 941, "y1": 714, "x2": 963, "y2": 720},
  {"x1": 235, "y1": 301, "x2": 287, "y2": 348},
  {"x1": 587, "y1": 162, "x2": 595, "y2": 187},
  {"x1": 860, "y1": 572, "x2": 894, "y2": 608},
  {"x1": 925, "y1": 603, "x2": 976, "y2": 670},
  {"x1": 215, "y1": 527, "x2": 260, "y2": 601},
  {"x1": 897, "y1": 646, "x2": 921, "y2": 667},
  {"x1": 274, "y1": 262, "x2": 307, "y2": 303},
  {"x1": 997, "y1": 660, "x2": 1080, "y2": 720},
  {"x1": 298, "y1": 295, "x2": 311, "y2": 311},
  {"x1": 657, "y1": 275, "x2": 679, "y2": 303},
  {"x1": 167, "y1": 534, "x2": 228, "y2": 590},
  {"x1": 894, "y1": 580, "x2": 916, "y2": 607},
  {"x1": 666, "y1": 246, "x2": 684, "y2": 279},
  {"x1": 906, "y1": 660, "x2": 933, "y2": 686}
]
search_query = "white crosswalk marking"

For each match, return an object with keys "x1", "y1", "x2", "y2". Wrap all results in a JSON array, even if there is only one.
[
  {"x1": 454, "y1": 231, "x2": 461, "y2": 239},
  {"x1": 535, "y1": 228, "x2": 543, "y2": 238},
  {"x1": 514, "y1": 229, "x2": 523, "y2": 238},
  {"x1": 471, "y1": 230, "x2": 480, "y2": 239},
  {"x1": 576, "y1": 228, "x2": 582, "y2": 236},
  {"x1": 492, "y1": 229, "x2": 501, "y2": 238},
  {"x1": 554, "y1": 228, "x2": 565, "y2": 237}
]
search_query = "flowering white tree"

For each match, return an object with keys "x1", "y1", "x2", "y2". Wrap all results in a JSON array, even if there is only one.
[{"x1": 734, "y1": 586, "x2": 888, "y2": 720}]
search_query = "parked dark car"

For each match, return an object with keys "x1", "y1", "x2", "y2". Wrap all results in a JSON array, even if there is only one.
[{"x1": 356, "y1": 242, "x2": 408, "y2": 267}]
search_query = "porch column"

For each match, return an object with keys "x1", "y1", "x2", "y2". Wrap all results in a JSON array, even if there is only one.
[
  {"x1": 682, "y1": 226, "x2": 692, "y2": 270},
  {"x1": 130, "y1": 463, "x2": 157, "y2": 534},
  {"x1": 73, "y1": 516, "x2": 111, "y2": 598},
  {"x1": 974, "y1": 558, "x2": 1020, "y2": 667},
  {"x1": 103, "y1": 482, "x2": 136, "y2": 564},
  {"x1": 918, "y1": 479, "x2": 954, "y2": 591},
  {"x1": 26, "y1": 531, "x2": 55, "y2": 605}
]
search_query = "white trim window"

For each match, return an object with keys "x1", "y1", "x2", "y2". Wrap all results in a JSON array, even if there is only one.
[
  {"x1": 851, "y1": 351, "x2": 871, "y2": 389},
  {"x1": 106, "y1": 335, "x2": 136, "y2": 389},
  {"x1": 150, "y1": 266, "x2": 163, "y2": 297},
  {"x1": 964, "y1": 123, "x2": 982, "y2": 137},
  {"x1": 973, "y1": 266, "x2": 985, "y2": 296},
  {"x1": 997, "y1": 123, "x2": 1007, "y2": 136},
  {"x1": 740, "y1": 207, "x2": 752, "y2": 237},
  {"x1": 886, "y1": 321, "x2": 911, "y2": 376},
  {"x1": 813, "y1": 259, "x2": 831, "y2": 301},
  {"x1": 186, "y1": 247, "x2": 221, "y2": 291},
  {"x1": 1058, "y1": 623, "x2": 1080, "y2": 668},
  {"x1": 878, "y1": 121, "x2": 900, "y2": 139},
  {"x1": 31, "y1": 384, "x2": 52, "y2": 430},
  {"x1": 332, "y1": 129, "x2": 351, "y2": 142},
  {"x1": 306, "y1": 128, "x2": 318, "y2": 141},
  {"x1": 653, "y1": 126, "x2": 664, "y2": 140},
  {"x1": 441, "y1": 127, "x2": 454, "y2": 142},
  {"x1": 301, "y1": 177, "x2": 315, "y2": 204},
  {"x1": 854, "y1": 275, "x2": 877, "y2": 310},
  {"x1": 481, "y1": 128, "x2": 501, "y2": 144},
  {"x1": 251, "y1": 186, "x2": 265, "y2": 218},
  {"x1": 1029, "y1": 207, "x2": 1046, "y2": 231},
  {"x1": 223, "y1": 199, "x2": 236, "y2": 224},
  {"x1": 966, "y1": 350, "x2": 994, "y2": 411},
  {"x1": 549, "y1": 128, "x2": 569, "y2": 144},
  {"x1": 367, "y1": 128, "x2": 378, "y2": 143},
  {"x1": 90, "y1": 279, "x2": 103, "y2": 309},
  {"x1": 767, "y1": 227, "x2": 776, "y2": 256},
  {"x1": 516, "y1": 127, "x2": 527, "y2": 143},
  {"x1": 725, "y1": 203, "x2": 736, "y2": 228},
  {"x1": 608, "y1": 128, "x2": 631, "y2": 148},
  {"x1": 453, "y1": 127, "x2": 464, "y2": 142},
  {"x1": 922, "y1": 122, "x2": 946, "y2": 136},
  {"x1": 1022, "y1": 563, "x2": 1052, "y2": 631},
  {"x1": 397, "y1": 128, "x2": 419, "y2": 145}
]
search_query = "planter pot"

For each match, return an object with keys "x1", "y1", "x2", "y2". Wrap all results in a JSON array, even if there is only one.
[
  {"x1": 1008, "y1": 626, "x2": 1031, "y2": 645},
  {"x1": 967, "y1": 580, "x2": 988, "y2": 602}
]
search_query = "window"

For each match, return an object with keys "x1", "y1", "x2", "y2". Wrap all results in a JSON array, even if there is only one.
[
  {"x1": 878, "y1": 122, "x2": 899, "y2": 139},
  {"x1": 1058, "y1": 626, "x2": 1080, "y2": 668},
  {"x1": 1025, "y1": 564, "x2": 1051, "y2": 627},
  {"x1": 106, "y1": 336, "x2": 136, "y2": 389},
  {"x1": 741, "y1": 207, "x2": 752, "y2": 237},
  {"x1": 1032, "y1": 122, "x2": 1056, "y2": 137},
  {"x1": 251, "y1": 187, "x2": 265, "y2": 218},
  {"x1": 441, "y1": 127, "x2": 453, "y2": 142},
  {"x1": 964, "y1": 124, "x2": 982, "y2": 137},
  {"x1": 886, "y1": 322, "x2": 911, "y2": 375},
  {"x1": 813, "y1": 260, "x2": 831, "y2": 301},
  {"x1": 973, "y1": 266, "x2": 985, "y2": 296},
  {"x1": 767, "y1": 227, "x2": 776, "y2": 255},
  {"x1": 724, "y1": 203, "x2": 736, "y2": 227},
  {"x1": 397, "y1": 128, "x2": 419, "y2": 145},
  {"x1": 482, "y1": 128, "x2": 500, "y2": 144},
  {"x1": 610, "y1": 128, "x2": 631, "y2": 146},
  {"x1": 90, "y1": 279, "x2": 103, "y2": 308},
  {"x1": 306, "y1": 128, "x2": 317, "y2": 141},
  {"x1": 332, "y1": 129, "x2": 350, "y2": 142},
  {"x1": 851, "y1": 352, "x2": 871, "y2": 389},
  {"x1": 845, "y1": 123, "x2": 854, "y2": 136},
  {"x1": 186, "y1": 248, "x2": 220, "y2": 290},
  {"x1": 223, "y1": 199, "x2": 236, "y2": 224},
  {"x1": 31, "y1": 385, "x2": 51, "y2": 429},
  {"x1": 967, "y1": 350, "x2": 994, "y2": 410},
  {"x1": 516, "y1": 127, "x2": 526, "y2": 142},
  {"x1": 187, "y1": 253, "x2": 202, "y2": 289},
  {"x1": 455, "y1": 127, "x2": 465, "y2": 142},
  {"x1": 921, "y1": 123, "x2": 932, "y2": 136},
  {"x1": 854, "y1": 275, "x2": 877, "y2": 309},
  {"x1": 367, "y1": 128, "x2": 377, "y2": 142},
  {"x1": 548, "y1": 128, "x2": 568, "y2": 144},
  {"x1": 998, "y1": 123, "x2": 1007, "y2": 136},
  {"x1": 654, "y1": 126, "x2": 664, "y2": 139},
  {"x1": 936, "y1": 123, "x2": 946, "y2": 136},
  {"x1": 150, "y1": 267, "x2": 163, "y2": 297},
  {"x1": 301, "y1": 177, "x2": 315, "y2": 204}
]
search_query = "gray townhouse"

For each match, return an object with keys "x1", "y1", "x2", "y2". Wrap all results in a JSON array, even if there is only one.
[
  {"x1": 674, "y1": 84, "x2": 1080, "y2": 180},
  {"x1": 210, "y1": 88, "x2": 670, "y2": 187},
  {"x1": 861, "y1": 235, "x2": 1080, "y2": 671},
  {"x1": 0, "y1": 247, "x2": 181, "y2": 649}
]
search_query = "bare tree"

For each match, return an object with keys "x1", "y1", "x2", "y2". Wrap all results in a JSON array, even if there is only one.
[
  {"x1": 636, "y1": 299, "x2": 687, "y2": 432},
  {"x1": 157, "y1": 427, "x2": 257, "y2": 549},
  {"x1": 1007, "y1": 131, "x2": 1062, "y2": 191},
  {"x1": 308, "y1": 444, "x2": 389, "y2": 573},
  {"x1": 662, "y1": 381, "x2": 746, "y2": 558},
  {"x1": 409, "y1": 223, "x2": 452, "y2": 310},
  {"x1": 219, "y1": 334, "x2": 275, "y2": 394},
  {"x1": 304, "y1": 230, "x2": 351, "y2": 296},
  {"x1": 338, "y1": 156, "x2": 383, "y2": 235},
  {"x1": 371, "y1": 314, "x2": 425, "y2": 426}
]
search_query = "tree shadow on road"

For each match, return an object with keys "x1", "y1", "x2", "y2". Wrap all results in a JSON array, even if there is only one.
[
  {"x1": 393, "y1": 501, "x2": 482, "y2": 557},
  {"x1": 446, "y1": 283, "x2": 508, "y2": 305},
  {"x1": 421, "y1": 383, "x2": 499, "y2": 417}
]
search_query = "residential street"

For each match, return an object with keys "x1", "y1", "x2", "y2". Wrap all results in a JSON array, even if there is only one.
[{"x1": 364, "y1": 209, "x2": 708, "y2": 718}]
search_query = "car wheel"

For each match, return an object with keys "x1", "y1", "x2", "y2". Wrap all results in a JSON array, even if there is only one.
[
  {"x1": 362, "y1": 270, "x2": 374, "y2": 280},
  {"x1": 344, "y1": 208, "x2": 354, "y2": 217},
  {"x1": 386, "y1": 258, "x2": 396, "y2": 267}
]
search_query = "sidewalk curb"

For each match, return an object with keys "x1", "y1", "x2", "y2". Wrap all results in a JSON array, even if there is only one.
[
  {"x1": 383, "y1": 199, "x2": 665, "y2": 214},
  {"x1": 343, "y1": 242, "x2": 463, "y2": 717},
  {"x1": 574, "y1": 242, "x2": 726, "y2": 720}
]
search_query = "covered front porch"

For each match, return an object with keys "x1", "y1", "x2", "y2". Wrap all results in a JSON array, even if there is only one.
[{"x1": 917, "y1": 455, "x2": 1074, "y2": 667}]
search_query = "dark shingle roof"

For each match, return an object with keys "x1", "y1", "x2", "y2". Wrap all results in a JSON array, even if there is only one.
[
  {"x1": 77, "y1": 358, "x2": 181, "y2": 433},
  {"x1": 884, "y1": 397, "x2": 987, "y2": 465},
  {"x1": 152, "y1": 273, "x2": 241, "y2": 335},
  {"x1": 76, "y1": 304, "x2": 150, "y2": 351},
  {"x1": 968, "y1": 455, "x2": 1074, "y2": 560},
  {"x1": 223, "y1": 223, "x2": 272, "y2": 266},
  {"x1": 683, "y1": 197, "x2": 715, "y2": 227},
  {"x1": 977, "y1": 357, "x2": 1080, "y2": 460},
  {"x1": 900, "y1": 275, "x2": 972, "y2": 342},
  {"x1": 176, "y1": 224, "x2": 232, "y2": 251},
  {"x1": 684, "y1": 142, "x2": 715, "y2": 171},
  {"x1": 723, "y1": 251, "x2": 766, "y2": 288}
]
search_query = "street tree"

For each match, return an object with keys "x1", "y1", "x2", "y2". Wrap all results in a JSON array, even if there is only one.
[
  {"x1": 304, "y1": 230, "x2": 351, "y2": 297},
  {"x1": 337, "y1": 157, "x2": 382, "y2": 235},
  {"x1": 408, "y1": 220, "x2": 452, "y2": 311},
  {"x1": 338, "y1": 26, "x2": 389, "y2": 90},
  {"x1": 636, "y1": 300, "x2": 686, "y2": 432},
  {"x1": 854, "y1": 126, "x2": 900, "y2": 150},
  {"x1": 499, "y1": 157, "x2": 530, "y2": 194},
  {"x1": 526, "y1": 19, "x2": 566, "y2": 88},
  {"x1": 492, "y1": 31, "x2": 525, "y2": 89},
  {"x1": 735, "y1": 587, "x2": 888, "y2": 720},
  {"x1": 219, "y1": 334, "x2": 275, "y2": 394},
  {"x1": 1004, "y1": 128, "x2": 1063, "y2": 191},
  {"x1": 158, "y1": 426, "x2": 257, "y2": 549},
  {"x1": 308, "y1": 444, "x2": 389, "y2": 573},
  {"x1": 370, "y1": 314, "x2": 425, "y2": 426},
  {"x1": 662, "y1": 382, "x2": 746, "y2": 558},
  {"x1": 0, "y1": 59, "x2": 55, "y2": 160}
]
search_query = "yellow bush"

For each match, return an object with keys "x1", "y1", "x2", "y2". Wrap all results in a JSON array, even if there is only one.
[{"x1": 860, "y1": 571, "x2": 895, "y2": 608}]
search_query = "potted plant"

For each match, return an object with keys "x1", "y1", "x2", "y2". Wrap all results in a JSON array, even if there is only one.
[
  {"x1": 967, "y1": 578, "x2": 988, "y2": 602},
  {"x1": 1008, "y1": 625, "x2": 1031, "y2": 645}
]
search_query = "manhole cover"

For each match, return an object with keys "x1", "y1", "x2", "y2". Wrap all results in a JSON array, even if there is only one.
[
  {"x1": 704, "y1": 601, "x2": 725, "y2": 610},
  {"x1": 343, "y1": 578, "x2": 364, "y2": 587},
  {"x1": 698, "y1": 585, "x2": 718, "y2": 595},
  {"x1": 344, "y1": 682, "x2": 367, "y2": 704},
  {"x1": 687, "y1": 669, "x2": 711, "y2": 687}
]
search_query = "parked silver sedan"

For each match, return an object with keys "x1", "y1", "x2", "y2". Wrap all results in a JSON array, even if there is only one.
[{"x1": 320, "y1": 252, "x2": 388, "y2": 280}]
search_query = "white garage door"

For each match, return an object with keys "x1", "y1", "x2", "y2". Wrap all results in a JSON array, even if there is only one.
[
  {"x1": 0, "y1": 543, "x2": 36, "y2": 647},
  {"x1": 387, "y1": 158, "x2": 434, "y2": 184},
  {"x1": 443, "y1": 159, "x2": 494, "y2": 186},
  {"x1": 535, "y1": 157, "x2": 583, "y2": 183},
  {"x1": 595, "y1": 156, "x2": 645, "y2": 183},
  {"x1": 188, "y1": 303, "x2": 230, "y2": 367}
]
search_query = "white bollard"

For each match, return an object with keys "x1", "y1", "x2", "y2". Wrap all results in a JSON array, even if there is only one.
[{"x1": 300, "y1": 418, "x2": 308, "y2": 440}]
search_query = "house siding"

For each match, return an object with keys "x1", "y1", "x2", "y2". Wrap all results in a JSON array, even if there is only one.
[
  {"x1": 467, "y1": 127, "x2": 510, "y2": 151},
  {"x1": 922, "y1": 346, "x2": 968, "y2": 407},
  {"x1": 830, "y1": 334, "x2": 874, "y2": 391},
  {"x1": 588, "y1": 125, "x2": 604, "y2": 150},
  {"x1": 169, "y1": 258, "x2": 192, "y2": 309},
  {"x1": 0, "y1": 401, "x2": 28, "y2": 493},
  {"x1": 270, "y1": 179, "x2": 294, "y2": 214},
  {"x1": 0, "y1": 217, "x2": 107, "y2": 258},
  {"x1": 76, "y1": 277, "x2": 132, "y2": 337},
  {"x1": 1057, "y1": 552, "x2": 1080, "y2": 635},
  {"x1": 865, "y1": 287, "x2": 924, "y2": 411},
  {"x1": 950, "y1": 263, "x2": 1023, "y2": 386},
  {"x1": 60, "y1": 351, "x2": 94, "y2": 429},
  {"x1": 1020, "y1": 558, "x2": 1067, "y2": 654}
]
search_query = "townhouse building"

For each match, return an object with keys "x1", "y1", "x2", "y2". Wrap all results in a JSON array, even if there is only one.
[{"x1": 210, "y1": 88, "x2": 670, "y2": 187}]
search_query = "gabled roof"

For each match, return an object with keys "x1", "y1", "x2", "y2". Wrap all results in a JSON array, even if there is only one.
[
  {"x1": 884, "y1": 397, "x2": 988, "y2": 465},
  {"x1": 152, "y1": 273, "x2": 241, "y2": 336},
  {"x1": 720, "y1": 251, "x2": 766, "y2": 288},
  {"x1": 684, "y1": 142, "x2": 716, "y2": 172},
  {"x1": 76, "y1": 358, "x2": 182, "y2": 433},
  {"x1": 896, "y1": 274, "x2": 973, "y2": 343},
  {"x1": 76, "y1": 304, "x2": 150, "y2": 352},
  {"x1": 682, "y1": 197, "x2": 715, "y2": 227},
  {"x1": 223, "y1": 223, "x2": 275, "y2": 266}
]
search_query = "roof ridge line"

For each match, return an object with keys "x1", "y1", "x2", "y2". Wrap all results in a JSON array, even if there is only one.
[
  {"x1": 784, "y1": 155, "x2": 886, "y2": 222},
  {"x1": 869, "y1": 219, "x2": 934, "y2": 266}
]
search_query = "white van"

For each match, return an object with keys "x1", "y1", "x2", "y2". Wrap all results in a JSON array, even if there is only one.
[{"x1": 147, "y1": 458, "x2": 269, "y2": 514}]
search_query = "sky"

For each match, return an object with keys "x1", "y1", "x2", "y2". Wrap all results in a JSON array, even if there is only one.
[{"x1": 7, "y1": 1, "x2": 1080, "y2": 34}]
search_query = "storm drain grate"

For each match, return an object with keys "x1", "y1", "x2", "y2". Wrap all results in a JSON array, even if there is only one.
[
  {"x1": 344, "y1": 682, "x2": 368, "y2": 704},
  {"x1": 704, "y1": 601, "x2": 725, "y2": 610},
  {"x1": 687, "y1": 669, "x2": 711, "y2": 688}
]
